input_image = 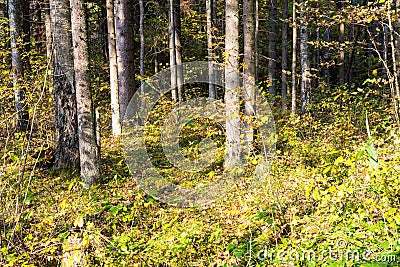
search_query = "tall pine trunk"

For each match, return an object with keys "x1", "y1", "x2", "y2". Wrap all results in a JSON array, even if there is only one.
[
  {"x1": 107, "y1": 0, "x2": 120, "y2": 136},
  {"x1": 70, "y1": 0, "x2": 100, "y2": 187},
  {"x1": 243, "y1": 0, "x2": 255, "y2": 148},
  {"x1": 115, "y1": 0, "x2": 135, "y2": 120},
  {"x1": 225, "y1": 0, "x2": 240, "y2": 168},
  {"x1": 50, "y1": 0, "x2": 79, "y2": 169},
  {"x1": 8, "y1": 0, "x2": 29, "y2": 131}
]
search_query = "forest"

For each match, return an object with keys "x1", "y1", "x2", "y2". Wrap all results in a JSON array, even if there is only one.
[{"x1": 1, "y1": 0, "x2": 400, "y2": 266}]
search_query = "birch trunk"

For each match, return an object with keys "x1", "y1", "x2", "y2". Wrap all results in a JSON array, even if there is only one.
[
  {"x1": 169, "y1": 0, "x2": 177, "y2": 101},
  {"x1": 206, "y1": 0, "x2": 216, "y2": 101},
  {"x1": 8, "y1": 0, "x2": 29, "y2": 131},
  {"x1": 299, "y1": 0, "x2": 310, "y2": 113},
  {"x1": 107, "y1": 0, "x2": 121, "y2": 136},
  {"x1": 225, "y1": 0, "x2": 240, "y2": 168},
  {"x1": 174, "y1": 0, "x2": 183, "y2": 102},
  {"x1": 291, "y1": 0, "x2": 297, "y2": 115}
]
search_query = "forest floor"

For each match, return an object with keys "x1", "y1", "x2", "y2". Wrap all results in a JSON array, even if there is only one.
[{"x1": 1, "y1": 89, "x2": 400, "y2": 266}]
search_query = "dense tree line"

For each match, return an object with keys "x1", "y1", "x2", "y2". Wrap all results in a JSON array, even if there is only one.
[{"x1": 3, "y1": 0, "x2": 400, "y2": 185}]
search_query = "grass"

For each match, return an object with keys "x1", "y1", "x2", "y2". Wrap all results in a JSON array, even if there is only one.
[{"x1": 1, "y1": 89, "x2": 400, "y2": 266}]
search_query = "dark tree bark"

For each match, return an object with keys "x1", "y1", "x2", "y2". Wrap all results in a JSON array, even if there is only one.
[
  {"x1": 169, "y1": 0, "x2": 182, "y2": 102},
  {"x1": 322, "y1": 27, "x2": 330, "y2": 85},
  {"x1": 281, "y1": 0, "x2": 289, "y2": 111},
  {"x1": 338, "y1": 0, "x2": 346, "y2": 85},
  {"x1": 268, "y1": 0, "x2": 277, "y2": 96},
  {"x1": 50, "y1": 0, "x2": 79, "y2": 169},
  {"x1": 139, "y1": 0, "x2": 145, "y2": 93},
  {"x1": 115, "y1": 0, "x2": 135, "y2": 120},
  {"x1": 243, "y1": 0, "x2": 255, "y2": 148},
  {"x1": 70, "y1": 0, "x2": 100, "y2": 187}
]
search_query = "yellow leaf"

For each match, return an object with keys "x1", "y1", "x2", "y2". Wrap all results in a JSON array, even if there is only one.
[
  {"x1": 323, "y1": 165, "x2": 332, "y2": 174},
  {"x1": 74, "y1": 215, "x2": 84, "y2": 228}
]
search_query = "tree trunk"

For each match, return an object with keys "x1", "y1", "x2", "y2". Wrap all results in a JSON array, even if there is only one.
[
  {"x1": 394, "y1": 0, "x2": 400, "y2": 99},
  {"x1": 30, "y1": 0, "x2": 42, "y2": 52},
  {"x1": 299, "y1": 0, "x2": 310, "y2": 113},
  {"x1": 174, "y1": 0, "x2": 183, "y2": 102},
  {"x1": 322, "y1": 27, "x2": 330, "y2": 85},
  {"x1": 107, "y1": 0, "x2": 120, "y2": 136},
  {"x1": 44, "y1": 0, "x2": 52, "y2": 61},
  {"x1": 70, "y1": 0, "x2": 100, "y2": 187},
  {"x1": 225, "y1": 0, "x2": 240, "y2": 168},
  {"x1": 50, "y1": 0, "x2": 79, "y2": 169},
  {"x1": 281, "y1": 0, "x2": 288, "y2": 111},
  {"x1": 255, "y1": 0, "x2": 259, "y2": 82},
  {"x1": 243, "y1": 0, "x2": 255, "y2": 149},
  {"x1": 268, "y1": 0, "x2": 277, "y2": 96},
  {"x1": 139, "y1": 0, "x2": 145, "y2": 93},
  {"x1": 291, "y1": 0, "x2": 297, "y2": 115},
  {"x1": 338, "y1": 1, "x2": 345, "y2": 85},
  {"x1": 169, "y1": 0, "x2": 177, "y2": 101},
  {"x1": 114, "y1": 0, "x2": 135, "y2": 120},
  {"x1": 206, "y1": 0, "x2": 216, "y2": 101},
  {"x1": 8, "y1": 0, "x2": 29, "y2": 131},
  {"x1": 390, "y1": 0, "x2": 400, "y2": 126}
]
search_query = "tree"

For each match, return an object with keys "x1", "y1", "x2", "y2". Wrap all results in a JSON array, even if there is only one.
[
  {"x1": 174, "y1": 0, "x2": 183, "y2": 102},
  {"x1": 70, "y1": 0, "x2": 100, "y2": 186},
  {"x1": 107, "y1": 0, "x2": 120, "y2": 136},
  {"x1": 291, "y1": 0, "x2": 297, "y2": 115},
  {"x1": 243, "y1": 0, "x2": 255, "y2": 148},
  {"x1": 281, "y1": 0, "x2": 289, "y2": 110},
  {"x1": 169, "y1": 0, "x2": 177, "y2": 101},
  {"x1": 268, "y1": 0, "x2": 277, "y2": 96},
  {"x1": 169, "y1": 0, "x2": 182, "y2": 102},
  {"x1": 8, "y1": 0, "x2": 29, "y2": 131},
  {"x1": 114, "y1": 0, "x2": 135, "y2": 120},
  {"x1": 338, "y1": 0, "x2": 346, "y2": 85},
  {"x1": 139, "y1": 0, "x2": 145, "y2": 94},
  {"x1": 225, "y1": 0, "x2": 240, "y2": 168},
  {"x1": 206, "y1": 0, "x2": 216, "y2": 101},
  {"x1": 299, "y1": 0, "x2": 310, "y2": 113},
  {"x1": 50, "y1": 0, "x2": 79, "y2": 169}
]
